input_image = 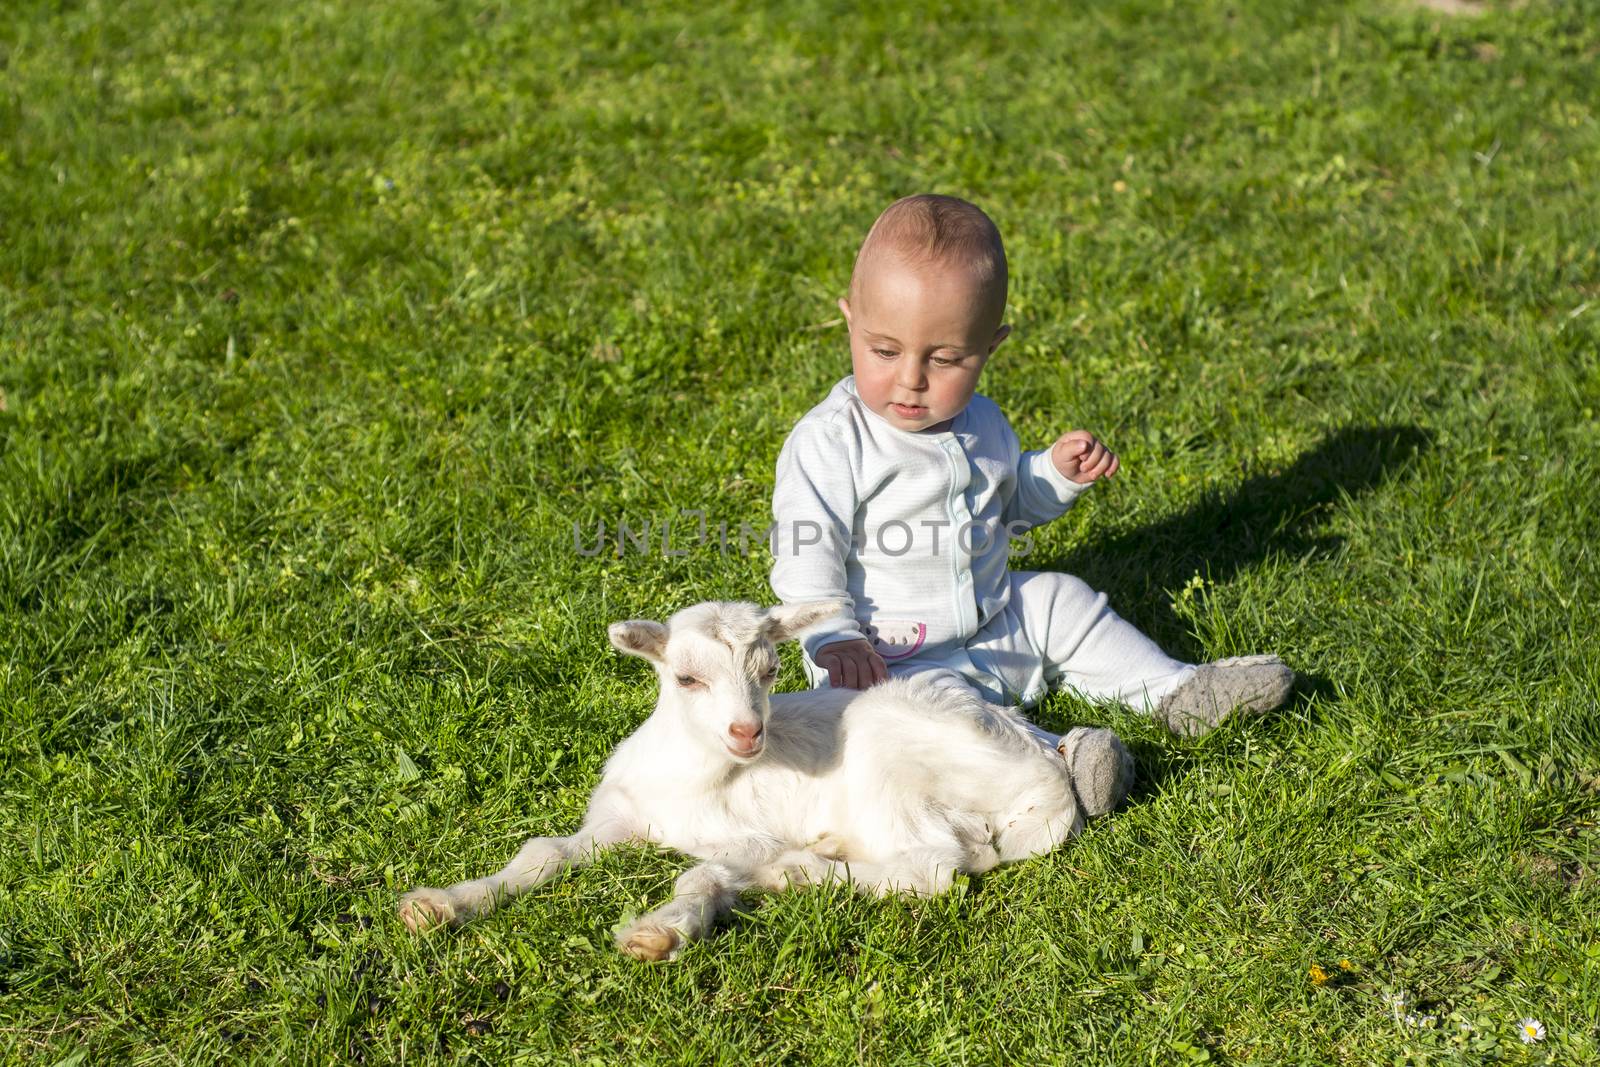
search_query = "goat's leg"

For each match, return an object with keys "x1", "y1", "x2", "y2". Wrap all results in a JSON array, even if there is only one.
[
  {"x1": 993, "y1": 786, "x2": 1084, "y2": 862},
  {"x1": 759, "y1": 844, "x2": 973, "y2": 898},
  {"x1": 615, "y1": 859, "x2": 760, "y2": 962},
  {"x1": 400, "y1": 818, "x2": 635, "y2": 932}
]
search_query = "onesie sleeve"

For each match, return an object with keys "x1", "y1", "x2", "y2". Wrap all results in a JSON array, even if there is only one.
[
  {"x1": 1004, "y1": 436, "x2": 1092, "y2": 530},
  {"x1": 769, "y1": 419, "x2": 865, "y2": 660}
]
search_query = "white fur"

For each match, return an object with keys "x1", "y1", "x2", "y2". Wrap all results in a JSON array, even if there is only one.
[{"x1": 398, "y1": 599, "x2": 1085, "y2": 960}]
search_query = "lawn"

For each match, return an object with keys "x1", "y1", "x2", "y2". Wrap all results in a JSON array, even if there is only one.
[{"x1": 2, "y1": 0, "x2": 1598, "y2": 1061}]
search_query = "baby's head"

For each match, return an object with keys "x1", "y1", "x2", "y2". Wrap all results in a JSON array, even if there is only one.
[{"x1": 839, "y1": 194, "x2": 1010, "y2": 432}]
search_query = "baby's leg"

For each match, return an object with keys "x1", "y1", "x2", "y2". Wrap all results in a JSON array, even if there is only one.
[
  {"x1": 1010, "y1": 571, "x2": 1294, "y2": 735},
  {"x1": 1010, "y1": 570, "x2": 1194, "y2": 710}
]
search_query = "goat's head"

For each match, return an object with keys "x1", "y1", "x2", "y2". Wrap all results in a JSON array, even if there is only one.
[{"x1": 608, "y1": 600, "x2": 844, "y2": 762}]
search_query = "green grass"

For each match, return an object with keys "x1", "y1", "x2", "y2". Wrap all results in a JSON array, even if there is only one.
[{"x1": 2, "y1": 0, "x2": 1598, "y2": 1061}]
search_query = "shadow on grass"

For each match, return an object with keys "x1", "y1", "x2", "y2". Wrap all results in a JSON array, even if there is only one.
[
  {"x1": 1032, "y1": 423, "x2": 1434, "y2": 662},
  {"x1": 1026, "y1": 424, "x2": 1431, "y2": 800},
  {"x1": 1109, "y1": 668, "x2": 1344, "y2": 802}
]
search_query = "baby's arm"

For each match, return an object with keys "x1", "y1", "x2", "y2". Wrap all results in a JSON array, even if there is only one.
[
  {"x1": 1049, "y1": 430, "x2": 1119, "y2": 484},
  {"x1": 770, "y1": 421, "x2": 884, "y2": 686},
  {"x1": 1004, "y1": 422, "x2": 1096, "y2": 530}
]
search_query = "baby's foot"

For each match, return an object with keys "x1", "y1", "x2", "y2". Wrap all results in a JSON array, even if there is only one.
[
  {"x1": 1155, "y1": 655, "x2": 1295, "y2": 737},
  {"x1": 1057, "y1": 726, "x2": 1135, "y2": 818}
]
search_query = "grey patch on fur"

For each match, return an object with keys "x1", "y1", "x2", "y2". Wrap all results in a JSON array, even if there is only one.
[{"x1": 1155, "y1": 655, "x2": 1295, "y2": 737}]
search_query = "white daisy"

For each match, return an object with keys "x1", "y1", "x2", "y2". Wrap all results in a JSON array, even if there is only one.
[
  {"x1": 1382, "y1": 990, "x2": 1411, "y2": 1016},
  {"x1": 1517, "y1": 1018, "x2": 1545, "y2": 1044}
]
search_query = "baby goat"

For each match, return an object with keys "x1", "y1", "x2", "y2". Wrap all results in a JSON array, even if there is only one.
[{"x1": 399, "y1": 600, "x2": 1132, "y2": 960}]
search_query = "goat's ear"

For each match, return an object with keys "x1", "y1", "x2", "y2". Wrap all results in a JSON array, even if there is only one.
[
  {"x1": 609, "y1": 620, "x2": 669, "y2": 663},
  {"x1": 762, "y1": 600, "x2": 849, "y2": 644}
]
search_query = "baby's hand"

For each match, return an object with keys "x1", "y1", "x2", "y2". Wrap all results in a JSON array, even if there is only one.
[
  {"x1": 1051, "y1": 430, "x2": 1120, "y2": 485},
  {"x1": 813, "y1": 638, "x2": 889, "y2": 690}
]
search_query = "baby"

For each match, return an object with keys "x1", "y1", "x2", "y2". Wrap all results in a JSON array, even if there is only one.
[{"x1": 770, "y1": 194, "x2": 1293, "y2": 738}]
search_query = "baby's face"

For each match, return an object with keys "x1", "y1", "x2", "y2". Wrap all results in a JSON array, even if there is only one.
[{"x1": 840, "y1": 255, "x2": 1008, "y2": 433}]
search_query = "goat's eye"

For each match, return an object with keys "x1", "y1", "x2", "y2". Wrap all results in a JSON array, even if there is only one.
[
  {"x1": 763, "y1": 663, "x2": 779, "y2": 679},
  {"x1": 675, "y1": 674, "x2": 702, "y2": 688}
]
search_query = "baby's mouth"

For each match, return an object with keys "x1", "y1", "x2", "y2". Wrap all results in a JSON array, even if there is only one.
[{"x1": 890, "y1": 403, "x2": 928, "y2": 418}]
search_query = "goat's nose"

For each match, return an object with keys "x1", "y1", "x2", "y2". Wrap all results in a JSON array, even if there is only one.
[{"x1": 728, "y1": 722, "x2": 763, "y2": 743}]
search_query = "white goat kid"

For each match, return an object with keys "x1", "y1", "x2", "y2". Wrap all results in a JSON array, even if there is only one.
[{"x1": 399, "y1": 600, "x2": 1133, "y2": 961}]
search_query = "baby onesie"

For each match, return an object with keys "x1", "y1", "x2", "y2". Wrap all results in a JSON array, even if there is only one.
[{"x1": 770, "y1": 376, "x2": 1193, "y2": 710}]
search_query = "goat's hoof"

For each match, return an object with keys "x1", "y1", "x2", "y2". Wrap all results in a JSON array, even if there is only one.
[
  {"x1": 617, "y1": 922, "x2": 681, "y2": 962},
  {"x1": 398, "y1": 888, "x2": 458, "y2": 932},
  {"x1": 754, "y1": 865, "x2": 791, "y2": 892},
  {"x1": 811, "y1": 833, "x2": 851, "y2": 861}
]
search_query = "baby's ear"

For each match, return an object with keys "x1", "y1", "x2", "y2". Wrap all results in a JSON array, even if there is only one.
[
  {"x1": 987, "y1": 323, "x2": 1012, "y2": 354},
  {"x1": 763, "y1": 600, "x2": 849, "y2": 644},
  {"x1": 609, "y1": 620, "x2": 669, "y2": 663}
]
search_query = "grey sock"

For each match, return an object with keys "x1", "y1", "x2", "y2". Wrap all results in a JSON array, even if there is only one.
[
  {"x1": 1155, "y1": 655, "x2": 1295, "y2": 737},
  {"x1": 1057, "y1": 726, "x2": 1135, "y2": 818}
]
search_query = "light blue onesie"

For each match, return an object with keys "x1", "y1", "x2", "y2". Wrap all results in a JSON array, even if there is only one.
[{"x1": 770, "y1": 376, "x2": 1194, "y2": 711}]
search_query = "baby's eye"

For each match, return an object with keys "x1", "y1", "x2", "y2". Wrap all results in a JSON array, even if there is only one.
[
  {"x1": 871, "y1": 348, "x2": 898, "y2": 360},
  {"x1": 931, "y1": 357, "x2": 957, "y2": 367}
]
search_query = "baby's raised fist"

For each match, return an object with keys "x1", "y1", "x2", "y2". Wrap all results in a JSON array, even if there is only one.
[{"x1": 1051, "y1": 430, "x2": 1120, "y2": 485}]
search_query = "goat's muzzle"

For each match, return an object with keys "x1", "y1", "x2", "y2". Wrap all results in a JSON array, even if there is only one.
[{"x1": 725, "y1": 721, "x2": 764, "y2": 760}]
